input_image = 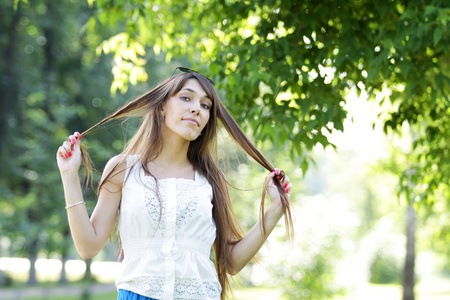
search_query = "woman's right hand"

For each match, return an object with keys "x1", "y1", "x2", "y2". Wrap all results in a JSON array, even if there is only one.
[{"x1": 56, "y1": 132, "x2": 82, "y2": 176}]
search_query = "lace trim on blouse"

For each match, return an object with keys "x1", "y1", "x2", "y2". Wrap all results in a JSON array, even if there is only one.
[{"x1": 119, "y1": 275, "x2": 222, "y2": 299}]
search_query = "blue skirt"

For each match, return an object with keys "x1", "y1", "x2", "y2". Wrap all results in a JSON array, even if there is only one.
[{"x1": 118, "y1": 289, "x2": 158, "y2": 300}]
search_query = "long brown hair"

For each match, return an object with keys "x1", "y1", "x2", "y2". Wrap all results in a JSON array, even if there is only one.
[{"x1": 79, "y1": 71, "x2": 293, "y2": 299}]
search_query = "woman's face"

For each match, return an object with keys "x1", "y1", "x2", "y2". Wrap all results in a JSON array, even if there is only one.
[{"x1": 162, "y1": 79, "x2": 212, "y2": 142}]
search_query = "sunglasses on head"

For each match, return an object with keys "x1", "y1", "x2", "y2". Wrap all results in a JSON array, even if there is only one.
[{"x1": 171, "y1": 66, "x2": 215, "y2": 86}]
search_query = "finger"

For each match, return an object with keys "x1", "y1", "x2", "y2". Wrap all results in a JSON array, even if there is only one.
[
  {"x1": 58, "y1": 146, "x2": 69, "y2": 158},
  {"x1": 74, "y1": 131, "x2": 82, "y2": 140},
  {"x1": 68, "y1": 135, "x2": 77, "y2": 146},
  {"x1": 57, "y1": 146, "x2": 64, "y2": 157},
  {"x1": 285, "y1": 182, "x2": 293, "y2": 193},
  {"x1": 265, "y1": 171, "x2": 276, "y2": 186},
  {"x1": 281, "y1": 180, "x2": 292, "y2": 189},
  {"x1": 273, "y1": 168, "x2": 285, "y2": 182},
  {"x1": 281, "y1": 175, "x2": 291, "y2": 185},
  {"x1": 276, "y1": 173, "x2": 291, "y2": 192},
  {"x1": 62, "y1": 141, "x2": 73, "y2": 157}
]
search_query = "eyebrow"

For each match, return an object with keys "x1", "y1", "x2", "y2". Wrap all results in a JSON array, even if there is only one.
[{"x1": 180, "y1": 88, "x2": 212, "y2": 101}]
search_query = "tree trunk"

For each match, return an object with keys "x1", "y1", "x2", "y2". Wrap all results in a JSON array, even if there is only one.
[
  {"x1": 81, "y1": 258, "x2": 93, "y2": 300},
  {"x1": 402, "y1": 201, "x2": 416, "y2": 300},
  {"x1": 42, "y1": 0, "x2": 55, "y2": 121},
  {"x1": 27, "y1": 254, "x2": 38, "y2": 285},
  {"x1": 84, "y1": 258, "x2": 92, "y2": 281},
  {"x1": 0, "y1": 2, "x2": 20, "y2": 159},
  {"x1": 59, "y1": 255, "x2": 68, "y2": 284}
]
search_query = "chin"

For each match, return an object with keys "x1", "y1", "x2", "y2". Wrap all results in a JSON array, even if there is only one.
[
  {"x1": 186, "y1": 135, "x2": 200, "y2": 142},
  {"x1": 182, "y1": 130, "x2": 202, "y2": 141}
]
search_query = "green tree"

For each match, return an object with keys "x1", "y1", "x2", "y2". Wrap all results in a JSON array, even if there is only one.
[
  {"x1": 87, "y1": 0, "x2": 449, "y2": 298},
  {"x1": 88, "y1": 0, "x2": 448, "y2": 178},
  {"x1": 0, "y1": 0, "x2": 131, "y2": 284}
]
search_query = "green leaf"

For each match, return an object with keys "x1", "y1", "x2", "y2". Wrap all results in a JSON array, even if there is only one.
[
  {"x1": 433, "y1": 27, "x2": 444, "y2": 46},
  {"x1": 425, "y1": 6, "x2": 437, "y2": 16},
  {"x1": 300, "y1": 157, "x2": 309, "y2": 175}
]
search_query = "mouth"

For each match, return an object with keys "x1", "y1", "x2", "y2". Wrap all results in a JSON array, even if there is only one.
[{"x1": 183, "y1": 118, "x2": 200, "y2": 127}]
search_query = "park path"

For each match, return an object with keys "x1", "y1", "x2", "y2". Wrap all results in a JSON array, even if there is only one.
[{"x1": 0, "y1": 283, "x2": 116, "y2": 300}]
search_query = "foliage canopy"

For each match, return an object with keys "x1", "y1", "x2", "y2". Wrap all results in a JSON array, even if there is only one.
[{"x1": 90, "y1": 0, "x2": 449, "y2": 202}]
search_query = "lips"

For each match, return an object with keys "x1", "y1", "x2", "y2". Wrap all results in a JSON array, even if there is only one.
[{"x1": 183, "y1": 118, "x2": 200, "y2": 126}]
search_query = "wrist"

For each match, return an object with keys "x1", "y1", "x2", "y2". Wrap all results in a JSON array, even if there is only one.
[
  {"x1": 266, "y1": 202, "x2": 284, "y2": 220},
  {"x1": 60, "y1": 170, "x2": 80, "y2": 182}
]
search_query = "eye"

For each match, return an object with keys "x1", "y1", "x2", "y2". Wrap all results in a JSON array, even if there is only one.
[
  {"x1": 201, "y1": 103, "x2": 211, "y2": 109},
  {"x1": 180, "y1": 95, "x2": 191, "y2": 101}
]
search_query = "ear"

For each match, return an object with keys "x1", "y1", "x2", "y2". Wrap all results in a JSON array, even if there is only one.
[{"x1": 159, "y1": 104, "x2": 165, "y2": 117}]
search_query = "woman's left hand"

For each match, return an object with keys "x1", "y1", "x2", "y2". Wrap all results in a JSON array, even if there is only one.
[{"x1": 265, "y1": 168, "x2": 292, "y2": 206}]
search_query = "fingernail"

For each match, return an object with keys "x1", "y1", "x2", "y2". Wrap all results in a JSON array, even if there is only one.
[
  {"x1": 285, "y1": 188, "x2": 289, "y2": 193},
  {"x1": 283, "y1": 183, "x2": 287, "y2": 188},
  {"x1": 277, "y1": 176, "x2": 281, "y2": 181},
  {"x1": 68, "y1": 152, "x2": 72, "y2": 157},
  {"x1": 64, "y1": 154, "x2": 68, "y2": 158},
  {"x1": 276, "y1": 170, "x2": 280, "y2": 175},
  {"x1": 72, "y1": 139, "x2": 76, "y2": 144},
  {"x1": 271, "y1": 170, "x2": 275, "y2": 173}
]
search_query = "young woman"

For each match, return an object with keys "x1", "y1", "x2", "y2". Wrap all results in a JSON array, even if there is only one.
[{"x1": 56, "y1": 68, "x2": 293, "y2": 300}]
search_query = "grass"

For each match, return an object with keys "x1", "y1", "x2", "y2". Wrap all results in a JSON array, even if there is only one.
[
  {"x1": 334, "y1": 275, "x2": 450, "y2": 300},
  {"x1": 0, "y1": 286, "x2": 280, "y2": 300},
  {"x1": 234, "y1": 287, "x2": 283, "y2": 300},
  {"x1": 2, "y1": 275, "x2": 450, "y2": 300},
  {"x1": 14, "y1": 288, "x2": 280, "y2": 300},
  {"x1": 18, "y1": 292, "x2": 117, "y2": 300}
]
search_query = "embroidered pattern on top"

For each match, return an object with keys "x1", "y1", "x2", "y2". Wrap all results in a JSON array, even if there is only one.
[
  {"x1": 143, "y1": 178, "x2": 199, "y2": 233},
  {"x1": 120, "y1": 275, "x2": 221, "y2": 299}
]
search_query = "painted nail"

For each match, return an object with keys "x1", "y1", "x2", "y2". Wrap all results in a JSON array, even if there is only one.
[
  {"x1": 276, "y1": 169, "x2": 280, "y2": 175},
  {"x1": 72, "y1": 139, "x2": 76, "y2": 144},
  {"x1": 64, "y1": 154, "x2": 68, "y2": 158},
  {"x1": 277, "y1": 176, "x2": 281, "y2": 181},
  {"x1": 68, "y1": 152, "x2": 72, "y2": 157},
  {"x1": 283, "y1": 183, "x2": 287, "y2": 188},
  {"x1": 271, "y1": 170, "x2": 275, "y2": 173},
  {"x1": 285, "y1": 188, "x2": 289, "y2": 193}
]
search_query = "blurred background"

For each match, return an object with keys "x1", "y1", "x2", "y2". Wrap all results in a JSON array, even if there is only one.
[{"x1": 0, "y1": 0, "x2": 449, "y2": 299}]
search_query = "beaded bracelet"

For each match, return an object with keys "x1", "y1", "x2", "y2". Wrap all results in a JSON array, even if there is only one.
[{"x1": 65, "y1": 201, "x2": 85, "y2": 210}]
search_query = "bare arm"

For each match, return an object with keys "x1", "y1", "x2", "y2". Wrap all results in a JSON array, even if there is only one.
[
  {"x1": 57, "y1": 132, "x2": 125, "y2": 259},
  {"x1": 227, "y1": 169, "x2": 292, "y2": 275}
]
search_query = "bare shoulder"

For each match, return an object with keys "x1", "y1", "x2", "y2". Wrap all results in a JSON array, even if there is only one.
[{"x1": 101, "y1": 154, "x2": 128, "y2": 185}]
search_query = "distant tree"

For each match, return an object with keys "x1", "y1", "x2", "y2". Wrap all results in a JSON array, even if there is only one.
[{"x1": 0, "y1": 0, "x2": 127, "y2": 284}]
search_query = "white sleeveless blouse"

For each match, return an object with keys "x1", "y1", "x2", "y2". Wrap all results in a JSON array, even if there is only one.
[{"x1": 115, "y1": 156, "x2": 221, "y2": 299}]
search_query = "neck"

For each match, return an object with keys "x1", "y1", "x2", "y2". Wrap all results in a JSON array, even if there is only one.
[
  {"x1": 150, "y1": 136, "x2": 194, "y2": 180},
  {"x1": 156, "y1": 136, "x2": 191, "y2": 167}
]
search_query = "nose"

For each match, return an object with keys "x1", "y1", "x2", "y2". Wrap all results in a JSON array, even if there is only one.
[{"x1": 190, "y1": 103, "x2": 200, "y2": 115}]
